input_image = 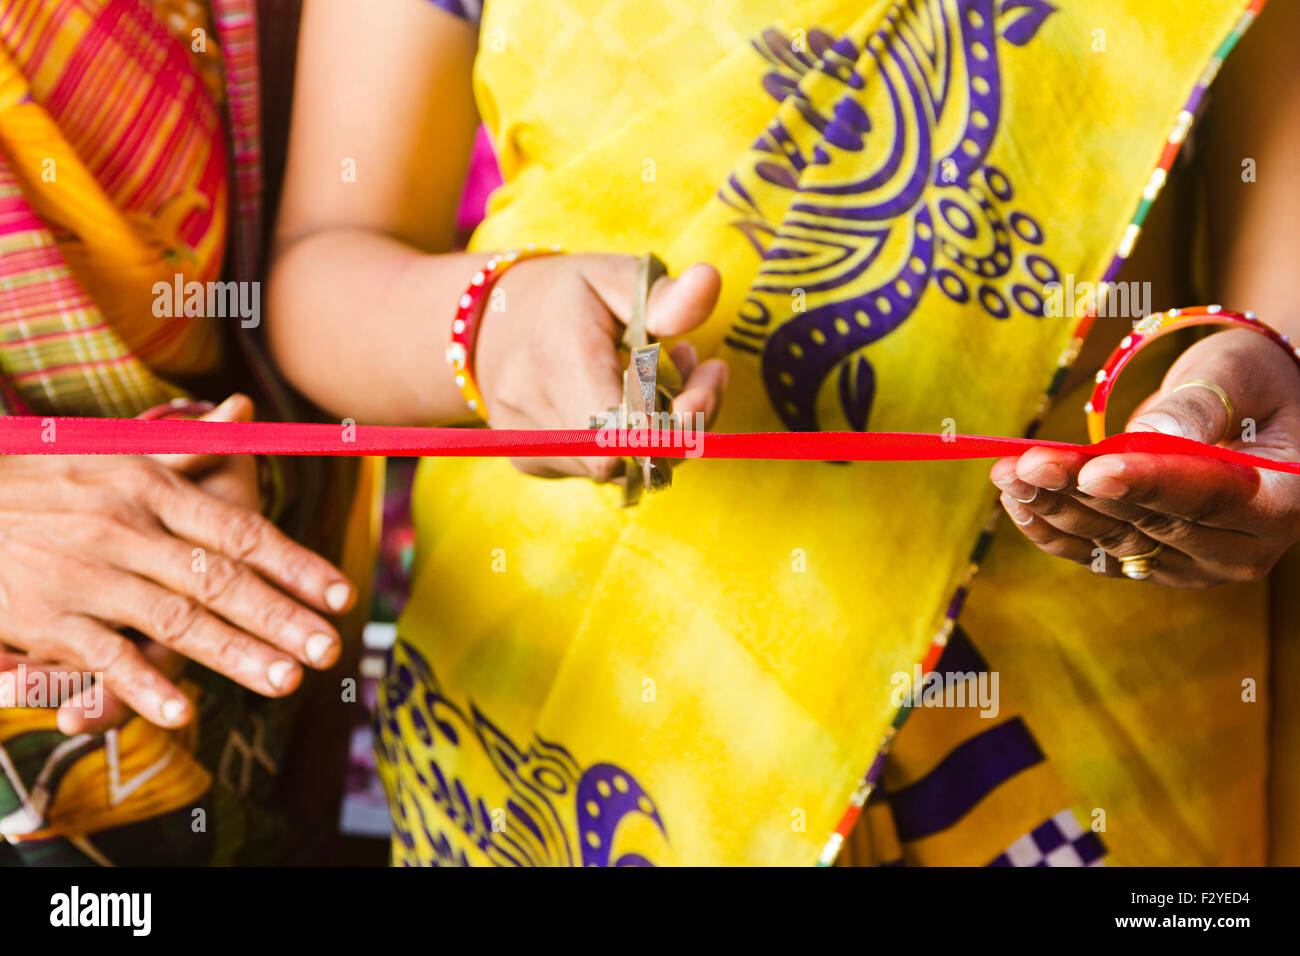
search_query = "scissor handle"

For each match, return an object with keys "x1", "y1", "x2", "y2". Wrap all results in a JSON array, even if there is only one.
[{"x1": 622, "y1": 253, "x2": 668, "y2": 351}]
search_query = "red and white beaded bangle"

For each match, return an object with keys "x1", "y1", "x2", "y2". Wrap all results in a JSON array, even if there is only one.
[
  {"x1": 1085, "y1": 305, "x2": 1300, "y2": 443},
  {"x1": 446, "y1": 245, "x2": 562, "y2": 421}
]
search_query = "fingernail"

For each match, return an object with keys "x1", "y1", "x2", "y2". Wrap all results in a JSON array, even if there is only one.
[
  {"x1": 1023, "y1": 463, "x2": 1068, "y2": 490},
  {"x1": 1130, "y1": 412, "x2": 1183, "y2": 437},
  {"x1": 1001, "y1": 494, "x2": 1034, "y2": 526},
  {"x1": 161, "y1": 699, "x2": 186, "y2": 724},
  {"x1": 1078, "y1": 472, "x2": 1129, "y2": 499},
  {"x1": 992, "y1": 473, "x2": 1038, "y2": 502},
  {"x1": 267, "y1": 660, "x2": 296, "y2": 690},
  {"x1": 305, "y1": 633, "x2": 336, "y2": 665},
  {"x1": 325, "y1": 582, "x2": 353, "y2": 613}
]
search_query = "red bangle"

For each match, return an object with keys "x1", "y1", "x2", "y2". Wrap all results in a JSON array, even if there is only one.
[
  {"x1": 446, "y1": 245, "x2": 561, "y2": 421},
  {"x1": 1085, "y1": 306, "x2": 1300, "y2": 442}
]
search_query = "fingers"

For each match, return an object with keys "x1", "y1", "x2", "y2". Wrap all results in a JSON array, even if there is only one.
[
  {"x1": 644, "y1": 263, "x2": 721, "y2": 337},
  {"x1": 513, "y1": 456, "x2": 625, "y2": 481},
  {"x1": 58, "y1": 639, "x2": 181, "y2": 734},
  {"x1": 3, "y1": 639, "x2": 185, "y2": 734},
  {"x1": 1009, "y1": 442, "x2": 1272, "y2": 533},
  {"x1": 57, "y1": 681, "x2": 130, "y2": 734},
  {"x1": 997, "y1": 493, "x2": 1215, "y2": 586},
  {"x1": 0, "y1": 649, "x2": 27, "y2": 671},
  {"x1": 996, "y1": 449, "x2": 1277, "y2": 587},
  {"x1": 582, "y1": 256, "x2": 721, "y2": 337},
  {"x1": 997, "y1": 493, "x2": 1114, "y2": 569},
  {"x1": 1007, "y1": 427, "x2": 1271, "y2": 538},
  {"x1": 70, "y1": 569, "x2": 304, "y2": 698},
  {"x1": 1077, "y1": 452, "x2": 1266, "y2": 530},
  {"x1": 150, "y1": 394, "x2": 255, "y2": 475},
  {"x1": 997, "y1": 474, "x2": 1256, "y2": 569},
  {"x1": 0, "y1": 653, "x2": 132, "y2": 734},
  {"x1": 669, "y1": 341, "x2": 699, "y2": 380},
  {"x1": 989, "y1": 457, "x2": 1042, "y2": 503},
  {"x1": 1011, "y1": 446, "x2": 1095, "y2": 493},
  {"x1": 138, "y1": 468, "x2": 356, "y2": 615},
  {"x1": 1002, "y1": 487, "x2": 1155, "y2": 557},
  {"x1": 41, "y1": 617, "x2": 193, "y2": 729},
  {"x1": 97, "y1": 522, "x2": 342, "y2": 668},
  {"x1": 672, "y1": 357, "x2": 728, "y2": 428}
]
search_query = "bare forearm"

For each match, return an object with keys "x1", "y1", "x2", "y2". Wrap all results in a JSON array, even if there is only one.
[
  {"x1": 267, "y1": 229, "x2": 485, "y2": 425},
  {"x1": 268, "y1": 0, "x2": 482, "y2": 424}
]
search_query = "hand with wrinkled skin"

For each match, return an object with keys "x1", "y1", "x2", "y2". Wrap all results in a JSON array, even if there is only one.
[{"x1": 0, "y1": 395, "x2": 356, "y2": 733}]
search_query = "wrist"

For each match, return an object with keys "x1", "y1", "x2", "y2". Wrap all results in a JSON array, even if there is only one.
[{"x1": 445, "y1": 246, "x2": 560, "y2": 422}]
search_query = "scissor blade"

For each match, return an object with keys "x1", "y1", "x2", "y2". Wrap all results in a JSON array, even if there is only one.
[{"x1": 627, "y1": 344, "x2": 660, "y2": 427}]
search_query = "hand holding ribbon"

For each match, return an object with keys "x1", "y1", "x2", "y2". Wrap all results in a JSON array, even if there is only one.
[{"x1": 994, "y1": 327, "x2": 1300, "y2": 588}]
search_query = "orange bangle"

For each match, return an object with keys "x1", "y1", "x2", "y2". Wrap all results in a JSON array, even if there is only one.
[
  {"x1": 446, "y1": 245, "x2": 561, "y2": 421},
  {"x1": 1084, "y1": 306, "x2": 1300, "y2": 443}
]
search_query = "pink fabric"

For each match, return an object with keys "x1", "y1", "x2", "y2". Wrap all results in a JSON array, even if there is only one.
[
  {"x1": 212, "y1": 0, "x2": 264, "y2": 284},
  {"x1": 456, "y1": 126, "x2": 503, "y2": 234}
]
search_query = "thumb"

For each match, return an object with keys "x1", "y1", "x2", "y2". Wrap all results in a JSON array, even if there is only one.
[
  {"x1": 645, "y1": 262, "x2": 721, "y2": 338},
  {"x1": 200, "y1": 392, "x2": 256, "y2": 424},
  {"x1": 1127, "y1": 329, "x2": 1285, "y2": 444},
  {"x1": 150, "y1": 393, "x2": 256, "y2": 474}
]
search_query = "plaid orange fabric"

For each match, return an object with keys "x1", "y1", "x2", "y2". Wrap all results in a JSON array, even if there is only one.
[
  {"x1": 0, "y1": 0, "x2": 231, "y2": 417},
  {"x1": 0, "y1": 153, "x2": 181, "y2": 415},
  {"x1": 0, "y1": 0, "x2": 313, "y2": 867}
]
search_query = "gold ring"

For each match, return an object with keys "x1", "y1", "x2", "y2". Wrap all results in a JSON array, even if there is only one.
[
  {"x1": 1172, "y1": 379, "x2": 1234, "y2": 440},
  {"x1": 1118, "y1": 543, "x2": 1164, "y2": 581}
]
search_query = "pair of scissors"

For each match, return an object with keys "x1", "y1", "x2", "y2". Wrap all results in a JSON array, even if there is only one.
[{"x1": 588, "y1": 253, "x2": 682, "y2": 506}]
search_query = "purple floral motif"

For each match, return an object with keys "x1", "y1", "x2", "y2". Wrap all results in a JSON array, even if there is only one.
[
  {"x1": 375, "y1": 638, "x2": 667, "y2": 866},
  {"x1": 721, "y1": 0, "x2": 1060, "y2": 432}
]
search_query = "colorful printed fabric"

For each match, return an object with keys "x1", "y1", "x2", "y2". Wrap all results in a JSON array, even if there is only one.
[
  {"x1": 212, "y1": 0, "x2": 265, "y2": 286},
  {"x1": 837, "y1": 626, "x2": 1108, "y2": 866},
  {"x1": 383, "y1": 0, "x2": 1279, "y2": 866},
  {"x1": 988, "y1": 811, "x2": 1106, "y2": 867},
  {"x1": 0, "y1": 0, "x2": 227, "y2": 414},
  {"x1": 0, "y1": 151, "x2": 181, "y2": 416},
  {"x1": 0, "y1": 0, "x2": 359, "y2": 868}
]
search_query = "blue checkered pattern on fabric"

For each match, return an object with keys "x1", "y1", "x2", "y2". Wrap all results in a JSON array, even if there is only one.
[{"x1": 987, "y1": 810, "x2": 1108, "y2": 866}]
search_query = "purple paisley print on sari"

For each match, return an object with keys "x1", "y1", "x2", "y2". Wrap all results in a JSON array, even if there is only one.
[
  {"x1": 375, "y1": 638, "x2": 667, "y2": 866},
  {"x1": 721, "y1": 0, "x2": 1060, "y2": 432}
]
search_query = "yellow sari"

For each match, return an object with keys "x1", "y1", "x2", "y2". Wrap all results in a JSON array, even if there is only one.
[{"x1": 379, "y1": 0, "x2": 1280, "y2": 866}]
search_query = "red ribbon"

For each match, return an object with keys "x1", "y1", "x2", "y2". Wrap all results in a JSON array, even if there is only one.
[{"x1": 3, "y1": 416, "x2": 1300, "y2": 474}]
